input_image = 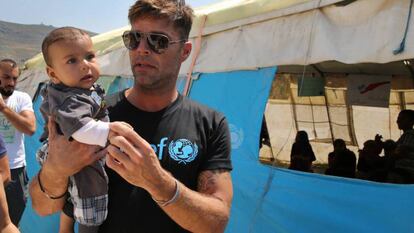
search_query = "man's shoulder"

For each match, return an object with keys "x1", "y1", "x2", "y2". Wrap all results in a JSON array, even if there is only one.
[
  {"x1": 12, "y1": 90, "x2": 31, "y2": 100},
  {"x1": 405, "y1": 129, "x2": 414, "y2": 135},
  {"x1": 399, "y1": 129, "x2": 414, "y2": 141},
  {"x1": 104, "y1": 90, "x2": 125, "y2": 108},
  {"x1": 344, "y1": 149, "x2": 356, "y2": 157},
  {"x1": 181, "y1": 96, "x2": 224, "y2": 118},
  {"x1": 10, "y1": 90, "x2": 33, "y2": 111}
]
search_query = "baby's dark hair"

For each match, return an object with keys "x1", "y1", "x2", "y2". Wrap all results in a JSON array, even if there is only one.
[{"x1": 42, "y1": 27, "x2": 90, "y2": 66}]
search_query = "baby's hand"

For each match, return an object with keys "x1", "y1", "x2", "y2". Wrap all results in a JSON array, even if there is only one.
[{"x1": 108, "y1": 121, "x2": 133, "y2": 140}]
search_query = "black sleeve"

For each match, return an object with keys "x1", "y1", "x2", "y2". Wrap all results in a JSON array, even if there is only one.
[{"x1": 201, "y1": 116, "x2": 232, "y2": 171}]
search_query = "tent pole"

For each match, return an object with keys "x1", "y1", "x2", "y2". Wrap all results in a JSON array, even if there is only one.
[
  {"x1": 399, "y1": 91, "x2": 406, "y2": 111},
  {"x1": 323, "y1": 90, "x2": 334, "y2": 143},
  {"x1": 289, "y1": 78, "x2": 299, "y2": 132},
  {"x1": 309, "y1": 97, "x2": 318, "y2": 138},
  {"x1": 344, "y1": 89, "x2": 358, "y2": 147},
  {"x1": 311, "y1": 64, "x2": 334, "y2": 143}
]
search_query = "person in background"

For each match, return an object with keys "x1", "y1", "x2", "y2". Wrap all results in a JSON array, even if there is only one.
[
  {"x1": 0, "y1": 134, "x2": 10, "y2": 186},
  {"x1": 0, "y1": 173, "x2": 20, "y2": 233},
  {"x1": 0, "y1": 59, "x2": 36, "y2": 226},
  {"x1": 357, "y1": 140, "x2": 386, "y2": 182},
  {"x1": 325, "y1": 139, "x2": 356, "y2": 178},
  {"x1": 385, "y1": 110, "x2": 414, "y2": 183},
  {"x1": 374, "y1": 110, "x2": 414, "y2": 183},
  {"x1": 289, "y1": 131, "x2": 316, "y2": 172},
  {"x1": 395, "y1": 110, "x2": 414, "y2": 148}
]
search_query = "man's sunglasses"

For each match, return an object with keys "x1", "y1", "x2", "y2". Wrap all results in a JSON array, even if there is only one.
[{"x1": 122, "y1": 30, "x2": 187, "y2": 54}]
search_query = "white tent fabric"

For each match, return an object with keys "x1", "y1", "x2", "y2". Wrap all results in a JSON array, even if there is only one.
[
  {"x1": 95, "y1": 0, "x2": 414, "y2": 76},
  {"x1": 181, "y1": 0, "x2": 414, "y2": 74}
]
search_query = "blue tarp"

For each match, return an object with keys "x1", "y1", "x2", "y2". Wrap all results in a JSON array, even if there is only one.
[
  {"x1": 188, "y1": 67, "x2": 414, "y2": 233},
  {"x1": 19, "y1": 68, "x2": 414, "y2": 232}
]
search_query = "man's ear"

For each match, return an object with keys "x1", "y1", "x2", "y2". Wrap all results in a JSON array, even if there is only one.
[
  {"x1": 46, "y1": 66, "x2": 60, "y2": 84},
  {"x1": 180, "y1": 41, "x2": 192, "y2": 62}
]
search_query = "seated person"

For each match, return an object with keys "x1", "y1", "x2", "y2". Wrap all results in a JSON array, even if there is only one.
[
  {"x1": 357, "y1": 140, "x2": 386, "y2": 182},
  {"x1": 289, "y1": 154, "x2": 313, "y2": 173},
  {"x1": 290, "y1": 131, "x2": 316, "y2": 172},
  {"x1": 325, "y1": 139, "x2": 356, "y2": 178}
]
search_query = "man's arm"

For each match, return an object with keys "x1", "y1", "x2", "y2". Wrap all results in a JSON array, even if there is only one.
[
  {"x1": 0, "y1": 155, "x2": 10, "y2": 185},
  {"x1": 0, "y1": 174, "x2": 19, "y2": 233},
  {"x1": 29, "y1": 119, "x2": 104, "y2": 216},
  {"x1": 161, "y1": 169, "x2": 233, "y2": 233},
  {"x1": 0, "y1": 108, "x2": 36, "y2": 135},
  {"x1": 107, "y1": 123, "x2": 233, "y2": 233}
]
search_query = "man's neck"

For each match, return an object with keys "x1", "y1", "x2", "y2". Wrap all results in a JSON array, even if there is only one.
[
  {"x1": 403, "y1": 128, "x2": 414, "y2": 133},
  {"x1": 125, "y1": 87, "x2": 178, "y2": 112}
]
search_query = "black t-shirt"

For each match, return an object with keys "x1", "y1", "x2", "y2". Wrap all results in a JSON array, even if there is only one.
[{"x1": 98, "y1": 91, "x2": 232, "y2": 233}]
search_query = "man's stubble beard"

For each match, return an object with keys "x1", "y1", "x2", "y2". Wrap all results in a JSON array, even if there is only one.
[
  {"x1": 0, "y1": 87, "x2": 13, "y2": 97},
  {"x1": 133, "y1": 71, "x2": 177, "y2": 95}
]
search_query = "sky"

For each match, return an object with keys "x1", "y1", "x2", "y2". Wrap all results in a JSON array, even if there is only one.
[{"x1": 0, "y1": 0, "x2": 220, "y2": 33}]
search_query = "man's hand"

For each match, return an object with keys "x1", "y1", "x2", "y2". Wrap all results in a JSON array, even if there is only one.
[
  {"x1": 106, "y1": 123, "x2": 173, "y2": 198},
  {"x1": 29, "y1": 119, "x2": 106, "y2": 216},
  {"x1": 375, "y1": 134, "x2": 383, "y2": 143},
  {"x1": 108, "y1": 121, "x2": 134, "y2": 141},
  {"x1": 46, "y1": 118, "x2": 105, "y2": 178}
]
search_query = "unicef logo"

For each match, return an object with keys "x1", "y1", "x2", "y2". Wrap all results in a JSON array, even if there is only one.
[
  {"x1": 168, "y1": 139, "x2": 198, "y2": 164},
  {"x1": 229, "y1": 124, "x2": 244, "y2": 149}
]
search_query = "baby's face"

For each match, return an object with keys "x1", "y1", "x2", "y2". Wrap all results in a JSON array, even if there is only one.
[{"x1": 46, "y1": 36, "x2": 100, "y2": 89}]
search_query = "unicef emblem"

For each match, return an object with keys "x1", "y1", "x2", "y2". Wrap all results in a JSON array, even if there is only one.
[
  {"x1": 229, "y1": 124, "x2": 244, "y2": 149},
  {"x1": 168, "y1": 139, "x2": 198, "y2": 164}
]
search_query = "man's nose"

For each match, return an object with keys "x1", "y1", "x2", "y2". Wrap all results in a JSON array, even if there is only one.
[
  {"x1": 135, "y1": 36, "x2": 151, "y2": 55},
  {"x1": 7, "y1": 79, "x2": 16, "y2": 86}
]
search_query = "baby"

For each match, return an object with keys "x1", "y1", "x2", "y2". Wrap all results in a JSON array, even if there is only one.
[{"x1": 37, "y1": 27, "x2": 124, "y2": 231}]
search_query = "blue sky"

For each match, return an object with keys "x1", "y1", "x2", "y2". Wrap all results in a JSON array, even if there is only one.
[{"x1": 0, "y1": 0, "x2": 220, "y2": 33}]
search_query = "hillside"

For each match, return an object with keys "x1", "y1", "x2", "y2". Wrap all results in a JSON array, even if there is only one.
[{"x1": 0, "y1": 20, "x2": 96, "y2": 64}]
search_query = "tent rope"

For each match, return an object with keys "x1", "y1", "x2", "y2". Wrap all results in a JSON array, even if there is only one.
[{"x1": 393, "y1": 0, "x2": 413, "y2": 55}]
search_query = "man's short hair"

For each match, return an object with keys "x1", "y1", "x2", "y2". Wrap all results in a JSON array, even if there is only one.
[
  {"x1": 0, "y1": 59, "x2": 17, "y2": 68},
  {"x1": 399, "y1": 109, "x2": 414, "y2": 123},
  {"x1": 41, "y1": 27, "x2": 89, "y2": 66},
  {"x1": 128, "y1": 0, "x2": 194, "y2": 39}
]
